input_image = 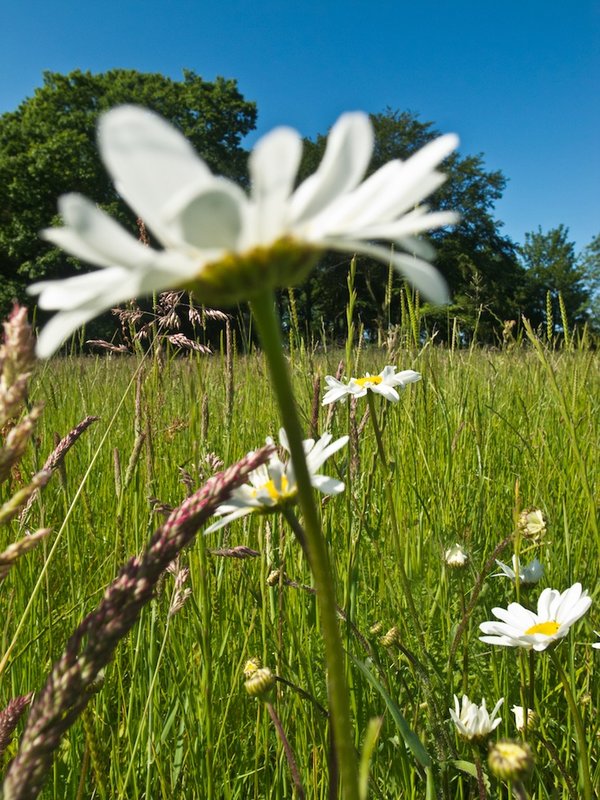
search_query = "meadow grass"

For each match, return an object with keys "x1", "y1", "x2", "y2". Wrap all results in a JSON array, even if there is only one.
[{"x1": 1, "y1": 329, "x2": 599, "y2": 798}]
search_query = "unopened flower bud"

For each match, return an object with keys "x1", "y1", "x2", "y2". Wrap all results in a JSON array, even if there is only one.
[
  {"x1": 244, "y1": 667, "x2": 276, "y2": 699},
  {"x1": 369, "y1": 621, "x2": 383, "y2": 637},
  {"x1": 488, "y1": 739, "x2": 534, "y2": 782},
  {"x1": 243, "y1": 657, "x2": 261, "y2": 679},
  {"x1": 380, "y1": 626, "x2": 399, "y2": 647},
  {"x1": 445, "y1": 543, "x2": 469, "y2": 569}
]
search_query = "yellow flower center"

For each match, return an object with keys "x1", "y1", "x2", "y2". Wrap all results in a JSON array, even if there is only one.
[
  {"x1": 354, "y1": 375, "x2": 383, "y2": 387},
  {"x1": 186, "y1": 238, "x2": 321, "y2": 306},
  {"x1": 525, "y1": 620, "x2": 560, "y2": 636},
  {"x1": 257, "y1": 475, "x2": 292, "y2": 502}
]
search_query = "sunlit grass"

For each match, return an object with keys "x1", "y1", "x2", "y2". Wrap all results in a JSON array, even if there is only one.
[{"x1": 2, "y1": 334, "x2": 598, "y2": 798}]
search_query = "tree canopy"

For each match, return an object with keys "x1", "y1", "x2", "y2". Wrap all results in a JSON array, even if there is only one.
[
  {"x1": 0, "y1": 74, "x2": 596, "y2": 342},
  {"x1": 0, "y1": 69, "x2": 256, "y2": 310}
]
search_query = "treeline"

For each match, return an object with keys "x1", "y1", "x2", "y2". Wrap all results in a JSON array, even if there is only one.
[{"x1": 0, "y1": 69, "x2": 598, "y2": 346}]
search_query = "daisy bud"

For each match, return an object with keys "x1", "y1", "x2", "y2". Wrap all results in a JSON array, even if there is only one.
[
  {"x1": 380, "y1": 626, "x2": 400, "y2": 647},
  {"x1": 488, "y1": 739, "x2": 534, "y2": 782},
  {"x1": 243, "y1": 657, "x2": 261, "y2": 679},
  {"x1": 444, "y1": 543, "x2": 469, "y2": 569},
  {"x1": 244, "y1": 667, "x2": 276, "y2": 700}
]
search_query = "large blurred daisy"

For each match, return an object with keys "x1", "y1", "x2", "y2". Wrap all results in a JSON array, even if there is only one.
[{"x1": 30, "y1": 106, "x2": 458, "y2": 357}]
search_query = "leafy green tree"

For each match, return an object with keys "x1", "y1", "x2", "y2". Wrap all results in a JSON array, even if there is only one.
[
  {"x1": 577, "y1": 232, "x2": 600, "y2": 328},
  {"x1": 519, "y1": 225, "x2": 590, "y2": 329},
  {"x1": 0, "y1": 69, "x2": 256, "y2": 313},
  {"x1": 295, "y1": 109, "x2": 525, "y2": 342}
]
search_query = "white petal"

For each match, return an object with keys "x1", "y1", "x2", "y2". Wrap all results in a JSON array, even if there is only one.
[
  {"x1": 307, "y1": 435, "x2": 348, "y2": 472},
  {"x1": 371, "y1": 384, "x2": 400, "y2": 402},
  {"x1": 98, "y1": 106, "x2": 212, "y2": 247},
  {"x1": 311, "y1": 474, "x2": 345, "y2": 495},
  {"x1": 163, "y1": 179, "x2": 246, "y2": 250},
  {"x1": 204, "y1": 506, "x2": 253, "y2": 533},
  {"x1": 322, "y1": 386, "x2": 350, "y2": 405},
  {"x1": 250, "y1": 126, "x2": 302, "y2": 242},
  {"x1": 34, "y1": 307, "x2": 103, "y2": 359},
  {"x1": 42, "y1": 194, "x2": 157, "y2": 271},
  {"x1": 326, "y1": 239, "x2": 449, "y2": 305},
  {"x1": 291, "y1": 112, "x2": 373, "y2": 223}
]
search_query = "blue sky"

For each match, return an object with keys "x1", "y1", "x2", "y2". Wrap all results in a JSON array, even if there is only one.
[{"x1": 1, "y1": 0, "x2": 599, "y2": 252}]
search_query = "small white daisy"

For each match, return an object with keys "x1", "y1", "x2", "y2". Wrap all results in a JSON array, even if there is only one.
[
  {"x1": 322, "y1": 366, "x2": 421, "y2": 405},
  {"x1": 479, "y1": 582, "x2": 592, "y2": 652},
  {"x1": 449, "y1": 694, "x2": 503, "y2": 742},
  {"x1": 593, "y1": 631, "x2": 600, "y2": 650},
  {"x1": 205, "y1": 428, "x2": 348, "y2": 532}
]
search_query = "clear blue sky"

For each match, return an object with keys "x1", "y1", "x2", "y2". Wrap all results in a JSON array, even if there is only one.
[{"x1": 1, "y1": 1, "x2": 598, "y2": 252}]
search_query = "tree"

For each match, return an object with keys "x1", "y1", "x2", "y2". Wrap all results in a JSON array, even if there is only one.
[
  {"x1": 519, "y1": 225, "x2": 590, "y2": 329},
  {"x1": 295, "y1": 108, "x2": 525, "y2": 342},
  {"x1": 0, "y1": 69, "x2": 256, "y2": 313},
  {"x1": 578, "y1": 232, "x2": 600, "y2": 328}
]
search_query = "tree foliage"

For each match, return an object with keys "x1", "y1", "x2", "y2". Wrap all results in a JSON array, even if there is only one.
[
  {"x1": 294, "y1": 109, "x2": 526, "y2": 342},
  {"x1": 518, "y1": 225, "x2": 589, "y2": 329},
  {"x1": 0, "y1": 69, "x2": 256, "y2": 311}
]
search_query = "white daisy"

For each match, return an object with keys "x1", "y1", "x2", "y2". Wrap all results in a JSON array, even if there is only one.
[
  {"x1": 479, "y1": 582, "x2": 592, "y2": 652},
  {"x1": 449, "y1": 694, "x2": 503, "y2": 742},
  {"x1": 29, "y1": 106, "x2": 459, "y2": 357},
  {"x1": 322, "y1": 366, "x2": 421, "y2": 405},
  {"x1": 205, "y1": 428, "x2": 348, "y2": 532},
  {"x1": 593, "y1": 631, "x2": 600, "y2": 650},
  {"x1": 492, "y1": 555, "x2": 544, "y2": 585}
]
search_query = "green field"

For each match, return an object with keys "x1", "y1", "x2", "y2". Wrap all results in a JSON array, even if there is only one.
[{"x1": 1, "y1": 318, "x2": 599, "y2": 799}]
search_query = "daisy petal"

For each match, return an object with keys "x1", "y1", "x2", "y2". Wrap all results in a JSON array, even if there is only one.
[
  {"x1": 291, "y1": 112, "x2": 373, "y2": 223},
  {"x1": 98, "y1": 105, "x2": 212, "y2": 247}
]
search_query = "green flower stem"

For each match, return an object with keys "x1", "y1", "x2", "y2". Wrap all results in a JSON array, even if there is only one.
[
  {"x1": 550, "y1": 649, "x2": 592, "y2": 800},
  {"x1": 365, "y1": 391, "x2": 426, "y2": 656},
  {"x1": 250, "y1": 290, "x2": 359, "y2": 800}
]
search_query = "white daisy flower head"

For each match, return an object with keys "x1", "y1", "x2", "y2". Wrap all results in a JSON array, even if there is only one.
[
  {"x1": 322, "y1": 366, "x2": 421, "y2": 405},
  {"x1": 493, "y1": 555, "x2": 544, "y2": 586},
  {"x1": 449, "y1": 694, "x2": 503, "y2": 743},
  {"x1": 205, "y1": 428, "x2": 348, "y2": 532},
  {"x1": 479, "y1": 582, "x2": 592, "y2": 652},
  {"x1": 29, "y1": 105, "x2": 459, "y2": 357}
]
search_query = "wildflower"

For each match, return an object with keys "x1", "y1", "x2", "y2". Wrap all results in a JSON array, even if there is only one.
[
  {"x1": 511, "y1": 706, "x2": 538, "y2": 733},
  {"x1": 518, "y1": 508, "x2": 546, "y2": 542},
  {"x1": 244, "y1": 666, "x2": 276, "y2": 699},
  {"x1": 322, "y1": 366, "x2": 421, "y2": 405},
  {"x1": 449, "y1": 694, "x2": 503, "y2": 743},
  {"x1": 493, "y1": 555, "x2": 544, "y2": 586},
  {"x1": 593, "y1": 631, "x2": 600, "y2": 650},
  {"x1": 488, "y1": 740, "x2": 534, "y2": 782},
  {"x1": 29, "y1": 106, "x2": 458, "y2": 357},
  {"x1": 205, "y1": 428, "x2": 348, "y2": 532},
  {"x1": 479, "y1": 582, "x2": 591, "y2": 651},
  {"x1": 380, "y1": 626, "x2": 400, "y2": 647},
  {"x1": 444, "y1": 543, "x2": 469, "y2": 569}
]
